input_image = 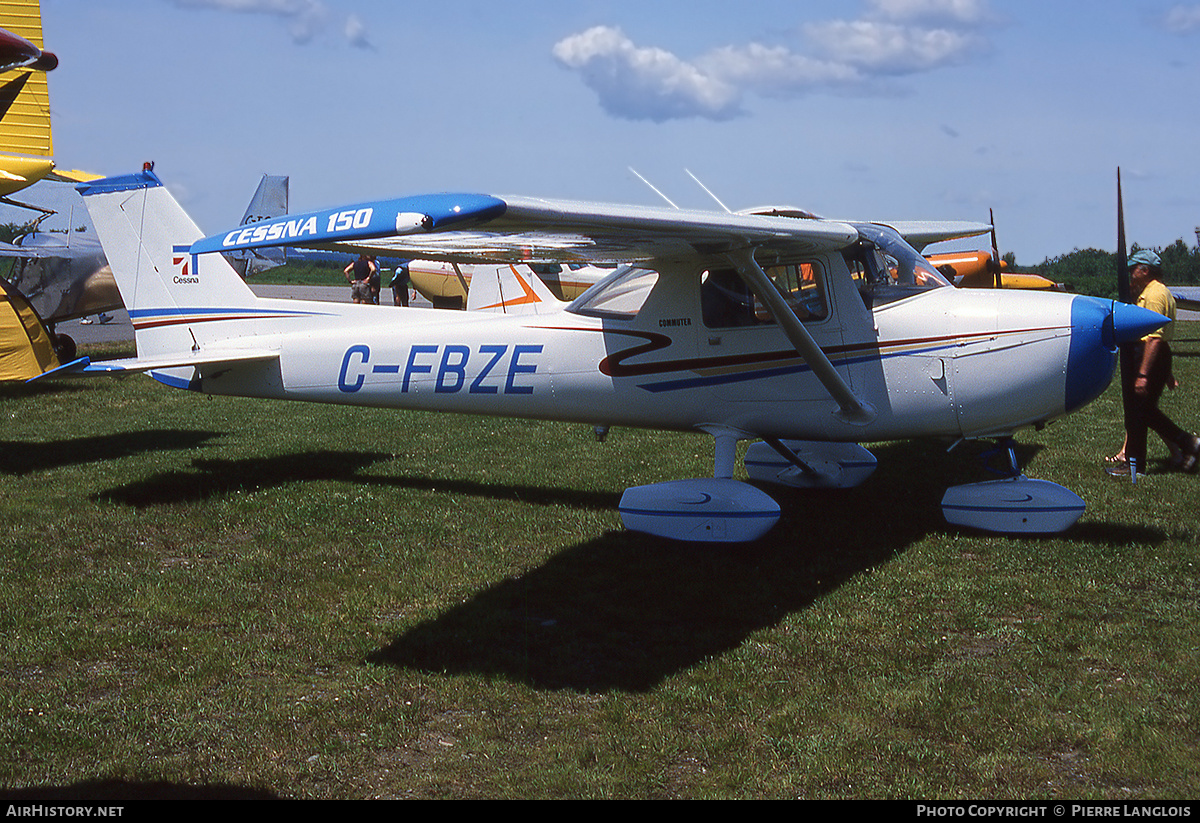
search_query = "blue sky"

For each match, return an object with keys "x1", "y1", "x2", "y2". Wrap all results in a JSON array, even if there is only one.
[{"x1": 28, "y1": 0, "x2": 1200, "y2": 263}]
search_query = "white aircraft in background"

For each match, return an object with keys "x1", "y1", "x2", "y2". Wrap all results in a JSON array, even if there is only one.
[
  {"x1": 44, "y1": 169, "x2": 1167, "y2": 542},
  {"x1": 1171, "y1": 287, "x2": 1200, "y2": 313}
]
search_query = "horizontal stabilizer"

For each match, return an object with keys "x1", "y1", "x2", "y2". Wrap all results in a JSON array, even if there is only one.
[
  {"x1": 24, "y1": 355, "x2": 89, "y2": 381},
  {"x1": 28, "y1": 348, "x2": 279, "y2": 381}
]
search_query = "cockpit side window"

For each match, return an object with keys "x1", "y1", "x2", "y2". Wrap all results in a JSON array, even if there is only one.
[{"x1": 701, "y1": 261, "x2": 829, "y2": 328}]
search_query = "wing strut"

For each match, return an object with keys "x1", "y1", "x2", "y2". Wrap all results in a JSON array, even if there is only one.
[
  {"x1": 728, "y1": 249, "x2": 875, "y2": 425},
  {"x1": 451, "y1": 262, "x2": 471, "y2": 296}
]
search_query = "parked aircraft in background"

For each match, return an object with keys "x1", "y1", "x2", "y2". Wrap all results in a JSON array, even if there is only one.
[
  {"x1": 1171, "y1": 287, "x2": 1200, "y2": 313},
  {"x1": 0, "y1": 0, "x2": 96, "y2": 200},
  {"x1": 223, "y1": 174, "x2": 289, "y2": 277},
  {"x1": 925, "y1": 211, "x2": 1061, "y2": 291},
  {"x1": 0, "y1": 273, "x2": 57, "y2": 380},
  {"x1": 0, "y1": 0, "x2": 101, "y2": 374},
  {"x1": 0, "y1": 172, "x2": 311, "y2": 362},
  {"x1": 51, "y1": 169, "x2": 1166, "y2": 541},
  {"x1": 410, "y1": 258, "x2": 618, "y2": 309}
]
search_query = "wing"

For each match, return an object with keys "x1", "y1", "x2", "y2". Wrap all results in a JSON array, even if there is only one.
[
  {"x1": 0, "y1": 239, "x2": 62, "y2": 258},
  {"x1": 876, "y1": 220, "x2": 993, "y2": 252},
  {"x1": 46, "y1": 168, "x2": 103, "y2": 184},
  {"x1": 189, "y1": 193, "x2": 863, "y2": 266}
]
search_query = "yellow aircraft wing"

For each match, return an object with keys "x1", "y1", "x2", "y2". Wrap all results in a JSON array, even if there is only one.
[{"x1": 0, "y1": 0, "x2": 98, "y2": 195}]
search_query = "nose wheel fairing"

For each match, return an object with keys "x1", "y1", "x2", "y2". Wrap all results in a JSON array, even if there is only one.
[{"x1": 940, "y1": 439, "x2": 1085, "y2": 534}]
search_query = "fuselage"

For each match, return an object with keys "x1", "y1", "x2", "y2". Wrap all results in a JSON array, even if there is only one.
[{"x1": 163, "y1": 251, "x2": 1117, "y2": 445}]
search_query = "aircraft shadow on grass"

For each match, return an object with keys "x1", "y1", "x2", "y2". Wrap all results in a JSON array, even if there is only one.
[
  {"x1": 83, "y1": 437, "x2": 1163, "y2": 693},
  {"x1": 94, "y1": 449, "x2": 396, "y2": 507},
  {"x1": 366, "y1": 439, "x2": 1162, "y2": 693},
  {"x1": 95, "y1": 449, "x2": 623, "y2": 511},
  {"x1": 0, "y1": 429, "x2": 220, "y2": 475}
]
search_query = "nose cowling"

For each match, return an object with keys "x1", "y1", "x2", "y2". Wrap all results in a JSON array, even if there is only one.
[{"x1": 1065, "y1": 296, "x2": 1170, "y2": 413}]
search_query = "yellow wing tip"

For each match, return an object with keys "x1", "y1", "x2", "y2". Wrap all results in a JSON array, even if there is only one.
[{"x1": 47, "y1": 167, "x2": 103, "y2": 183}]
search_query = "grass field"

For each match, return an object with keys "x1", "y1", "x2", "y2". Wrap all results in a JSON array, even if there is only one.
[{"x1": 1, "y1": 328, "x2": 1199, "y2": 799}]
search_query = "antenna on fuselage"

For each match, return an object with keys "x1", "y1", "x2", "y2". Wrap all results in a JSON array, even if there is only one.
[
  {"x1": 628, "y1": 167, "x2": 679, "y2": 209},
  {"x1": 685, "y1": 169, "x2": 731, "y2": 213}
]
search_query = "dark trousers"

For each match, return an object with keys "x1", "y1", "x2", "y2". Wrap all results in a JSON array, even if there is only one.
[{"x1": 1125, "y1": 341, "x2": 1187, "y2": 470}]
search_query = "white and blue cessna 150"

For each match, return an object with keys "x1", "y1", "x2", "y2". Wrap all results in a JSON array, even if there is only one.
[{"x1": 47, "y1": 169, "x2": 1166, "y2": 542}]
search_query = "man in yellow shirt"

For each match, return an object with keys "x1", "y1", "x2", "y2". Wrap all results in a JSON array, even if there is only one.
[{"x1": 1109, "y1": 249, "x2": 1200, "y2": 477}]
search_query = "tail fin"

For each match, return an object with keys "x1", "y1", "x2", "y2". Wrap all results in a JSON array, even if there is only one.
[
  {"x1": 465, "y1": 263, "x2": 564, "y2": 315},
  {"x1": 77, "y1": 170, "x2": 258, "y2": 357},
  {"x1": 225, "y1": 173, "x2": 289, "y2": 276}
]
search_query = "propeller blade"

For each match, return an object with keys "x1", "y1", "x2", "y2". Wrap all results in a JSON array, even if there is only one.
[
  {"x1": 1117, "y1": 171, "x2": 1130, "y2": 303},
  {"x1": 989, "y1": 207, "x2": 1001, "y2": 288},
  {"x1": 1116, "y1": 169, "x2": 1136, "y2": 470}
]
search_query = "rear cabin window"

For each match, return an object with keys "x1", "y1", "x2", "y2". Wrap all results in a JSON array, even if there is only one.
[{"x1": 568, "y1": 267, "x2": 660, "y2": 319}]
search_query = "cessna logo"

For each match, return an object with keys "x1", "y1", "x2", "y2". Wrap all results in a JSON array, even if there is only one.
[{"x1": 172, "y1": 246, "x2": 198, "y2": 284}]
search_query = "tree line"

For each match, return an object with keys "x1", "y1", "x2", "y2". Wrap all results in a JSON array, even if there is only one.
[{"x1": 1025, "y1": 237, "x2": 1200, "y2": 298}]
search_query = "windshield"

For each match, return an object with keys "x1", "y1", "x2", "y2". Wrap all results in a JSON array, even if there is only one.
[{"x1": 846, "y1": 223, "x2": 951, "y2": 308}]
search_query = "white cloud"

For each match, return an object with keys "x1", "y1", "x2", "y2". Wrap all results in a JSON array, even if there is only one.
[
  {"x1": 803, "y1": 20, "x2": 979, "y2": 74},
  {"x1": 171, "y1": 0, "x2": 371, "y2": 48},
  {"x1": 1163, "y1": 4, "x2": 1200, "y2": 33},
  {"x1": 553, "y1": 5, "x2": 992, "y2": 122},
  {"x1": 344, "y1": 14, "x2": 372, "y2": 50},
  {"x1": 866, "y1": 0, "x2": 993, "y2": 25},
  {"x1": 698, "y1": 42, "x2": 864, "y2": 96},
  {"x1": 552, "y1": 26, "x2": 743, "y2": 122}
]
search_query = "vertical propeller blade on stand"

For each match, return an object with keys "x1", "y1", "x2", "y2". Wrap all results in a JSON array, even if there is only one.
[
  {"x1": 1116, "y1": 169, "x2": 1137, "y2": 479},
  {"x1": 989, "y1": 208, "x2": 1002, "y2": 289}
]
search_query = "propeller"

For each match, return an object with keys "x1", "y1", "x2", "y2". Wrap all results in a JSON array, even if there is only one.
[
  {"x1": 1116, "y1": 168, "x2": 1136, "y2": 476},
  {"x1": 988, "y1": 207, "x2": 1002, "y2": 289}
]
